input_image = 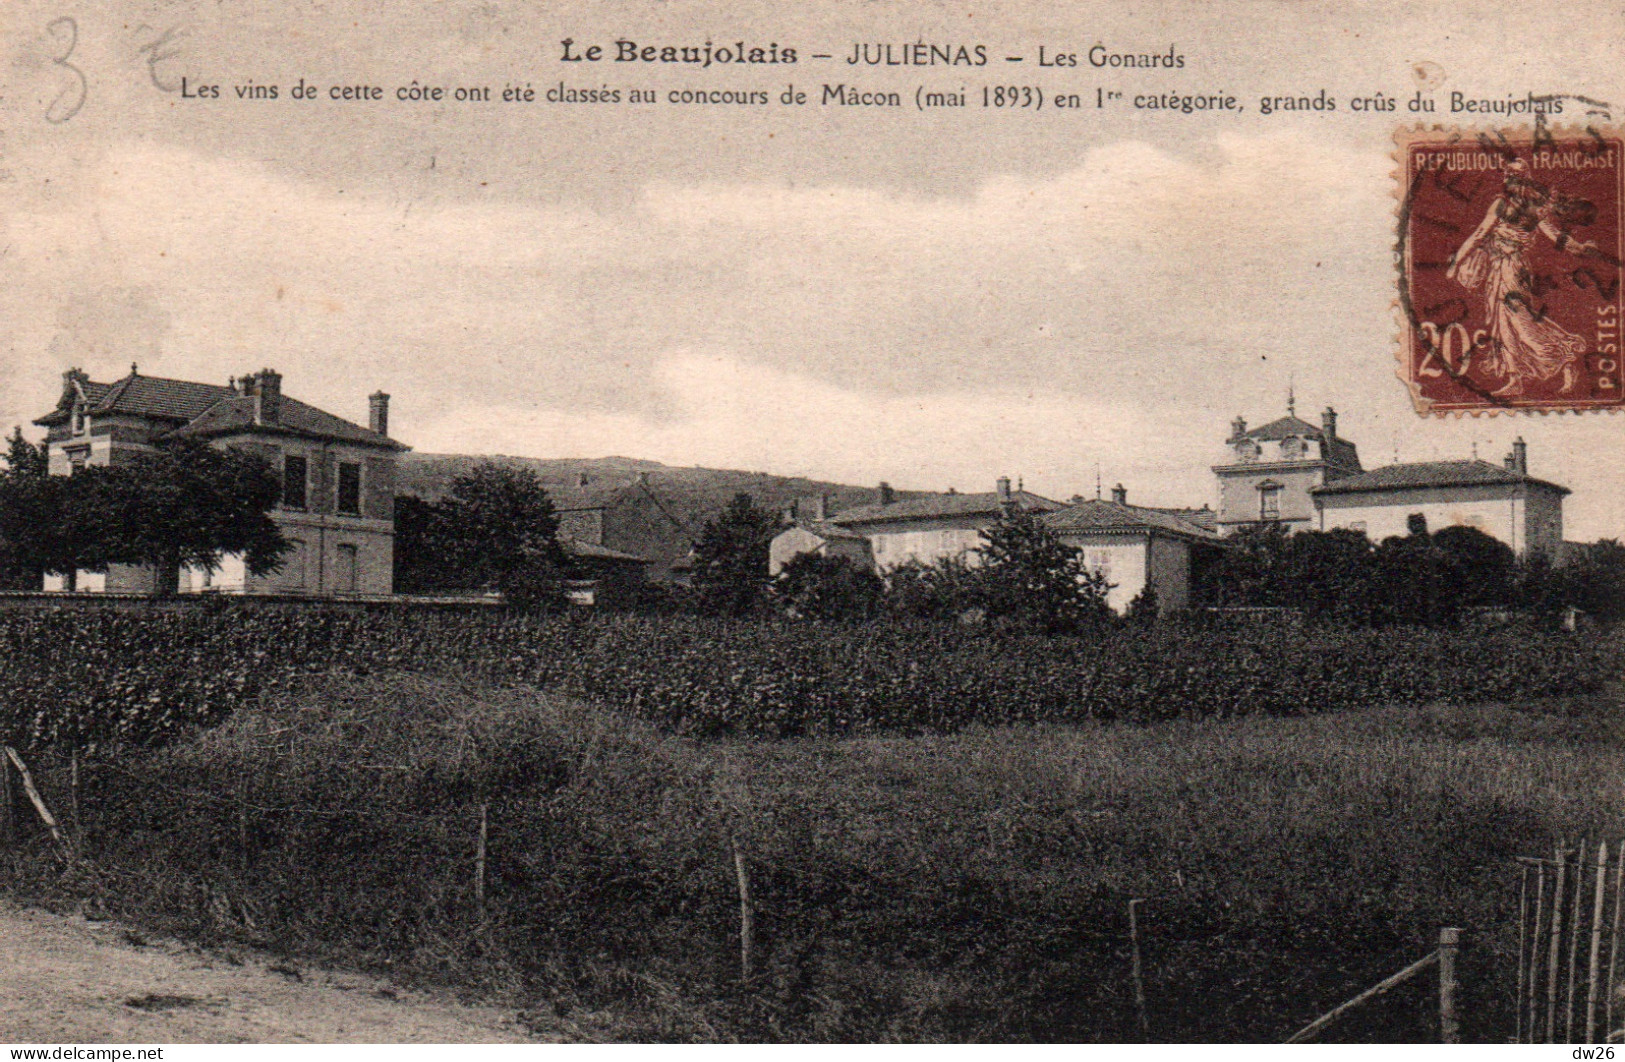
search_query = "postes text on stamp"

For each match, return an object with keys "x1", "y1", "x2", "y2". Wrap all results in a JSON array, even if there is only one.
[{"x1": 1397, "y1": 126, "x2": 1623, "y2": 413}]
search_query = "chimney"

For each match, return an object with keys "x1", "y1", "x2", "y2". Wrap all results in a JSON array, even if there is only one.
[
  {"x1": 996, "y1": 476, "x2": 1012, "y2": 502},
  {"x1": 1509, "y1": 437, "x2": 1528, "y2": 476},
  {"x1": 878, "y1": 481, "x2": 895, "y2": 506},
  {"x1": 812, "y1": 494, "x2": 829, "y2": 521},
  {"x1": 1111, "y1": 483, "x2": 1127, "y2": 505},
  {"x1": 1231, "y1": 415, "x2": 1248, "y2": 439},
  {"x1": 1321, "y1": 406, "x2": 1338, "y2": 438},
  {"x1": 253, "y1": 369, "x2": 282, "y2": 425},
  {"x1": 368, "y1": 391, "x2": 390, "y2": 436}
]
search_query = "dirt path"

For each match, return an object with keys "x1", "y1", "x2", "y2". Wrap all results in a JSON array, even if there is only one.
[{"x1": 0, "y1": 901, "x2": 547, "y2": 1043}]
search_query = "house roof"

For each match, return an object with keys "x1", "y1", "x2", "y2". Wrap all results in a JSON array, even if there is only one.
[
  {"x1": 1231, "y1": 415, "x2": 1362, "y2": 470},
  {"x1": 1310, "y1": 459, "x2": 1568, "y2": 496},
  {"x1": 1042, "y1": 499, "x2": 1225, "y2": 542},
  {"x1": 565, "y1": 540, "x2": 649, "y2": 564},
  {"x1": 171, "y1": 393, "x2": 405, "y2": 450},
  {"x1": 37, "y1": 371, "x2": 404, "y2": 450},
  {"x1": 791, "y1": 520, "x2": 870, "y2": 542},
  {"x1": 829, "y1": 490, "x2": 1061, "y2": 526},
  {"x1": 1239, "y1": 415, "x2": 1324, "y2": 443}
]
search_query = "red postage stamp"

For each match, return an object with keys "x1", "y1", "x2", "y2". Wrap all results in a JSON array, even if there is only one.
[{"x1": 1396, "y1": 126, "x2": 1623, "y2": 413}]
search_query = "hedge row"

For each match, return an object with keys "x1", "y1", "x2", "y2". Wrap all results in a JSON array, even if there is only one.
[{"x1": 0, "y1": 605, "x2": 1609, "y2": 747}]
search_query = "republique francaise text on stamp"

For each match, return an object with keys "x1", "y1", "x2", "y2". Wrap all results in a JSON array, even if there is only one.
[{"x1": 1396, "y1": 125, "x2": 1623, "y2": 414}]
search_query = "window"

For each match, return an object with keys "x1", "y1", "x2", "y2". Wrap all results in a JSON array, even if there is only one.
[
  {"x1": 335, "y1": 543, "x2": 359, "y2": 593},
  {"x1": 283, "y1": 455, "x2": 308, "y2": 510},
  {"x1": 1259, "y1": 485, "x2": 1282, "y2": 520},
  {"x1": 72, "y1": 404, "x2": 86, "y2": 435},
  {"x1": 337, "y1": 461, "x2": 362, "y2": 515},
  {"x1": 1348, "y1": 520, "x2": 1367, "y2": 533},
  {"x1": 69, "y1": 451, "x2": 87, "y2": 474}
]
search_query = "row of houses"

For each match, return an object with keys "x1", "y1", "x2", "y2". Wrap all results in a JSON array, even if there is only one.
[
  {"x1": 27, "y1": 368, "x2": 1571, "y2": 610},
  {"x1": 770, "y1": 404, "x2": 1570, "y2": 613}
]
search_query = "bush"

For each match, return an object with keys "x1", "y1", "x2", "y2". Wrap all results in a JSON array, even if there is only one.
[{"x1": 0, "y1": 603, "x2": 1609, "y2": 749}]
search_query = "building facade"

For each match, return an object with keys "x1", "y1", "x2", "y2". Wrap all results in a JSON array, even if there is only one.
[
  {"x1": 821, "y1": 478, "x2": 1063, "y2": 572},
  {"x1": 1213, "y1": 406, "x2": 1364, "y2": 534},
  {"x1": 34, "y1": 366, "x2": 406, "y2": 595},
  {"x1": 1043, "y1": 486, "x2": 1225, "y2": 613},
  {"x1": 1310, "y1": 439, "x2": 1566, "y2": 558}
]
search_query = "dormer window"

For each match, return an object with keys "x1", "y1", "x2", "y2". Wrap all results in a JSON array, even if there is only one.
[
  {"x1": 1281, "y1": 436, "x2": 1303, "y2": 460},
  {"x1": 1235, "y1": 439, "x2": 1260, "y2": 463},
  {"x1": 72, "y1": 403, "x2": 86, "y2": 436}
]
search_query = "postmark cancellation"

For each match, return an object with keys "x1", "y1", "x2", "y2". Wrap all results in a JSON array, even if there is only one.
[{"x1": 1395, "y1": 124, "x2": 1623, "y2": 414}]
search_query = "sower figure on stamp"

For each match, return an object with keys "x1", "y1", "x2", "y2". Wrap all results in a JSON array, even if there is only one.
[{"x1": 1447, "y1": 158, "x2": 1601, "y2": 396}]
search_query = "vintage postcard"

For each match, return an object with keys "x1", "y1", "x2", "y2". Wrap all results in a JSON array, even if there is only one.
[{"x1": 1, "y1": 0, "x2": 1623, "y2": 1049}]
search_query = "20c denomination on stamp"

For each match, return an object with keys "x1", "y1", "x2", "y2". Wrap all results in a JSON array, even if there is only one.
[{"x1": 1396, "y1": 125, "x2": 1623, "y2": 414}]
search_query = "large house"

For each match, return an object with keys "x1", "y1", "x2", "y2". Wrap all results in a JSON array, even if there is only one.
[
  {"x1": 1042, "y1": 485, "x2": 1224, "y2": 613},
  {"x1": 34, "y1": 366, "x2": 406, "y2": 595},
  {"x1": 1309, "y1": 439, "x2": 1567, "y2": 558},
  {"x1": 1214, "y1": 401, "x2": 1567, "y2": 559},
  {"x1": 1213, "y1": 405, "x2": 1363, "y2": 534},
  {"x1": 769, "y1": 478, "x2": 1220, "y2": 614},
  {"x1": 822, "y1": 478, "x2": 1063, "y2": 572}
]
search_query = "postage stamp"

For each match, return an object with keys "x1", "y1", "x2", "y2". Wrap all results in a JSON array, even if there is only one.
[{"x1": 1396, "y1": 125, "x2": 1623, "y2": 414}]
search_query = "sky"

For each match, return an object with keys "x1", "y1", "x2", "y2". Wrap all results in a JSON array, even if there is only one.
[{"x1": 3, "y1": 0, "x2": 1623, "y2": 537}]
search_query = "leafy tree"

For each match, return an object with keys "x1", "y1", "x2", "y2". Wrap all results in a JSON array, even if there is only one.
[
  {"x1": 1432, "y1": 525, "x2": 1517, "y2": 610},
  {"x1": 883, "y1": 555, "x2": 984, "y2": 621},
  {"x1": 773, "y1": 552, "x2": 885, "y2": 621},
  {"x1": 0, "y1": 429, "x2": 78, "y2": 588},
  {"x1": 1554, "y1": 539, "x2": 1625, "y2": 623},
  {"x1": 975, "y1": 507, "x2": 1110, "y2": 634},
  {"x1": 395, "y1": 463, "x2": 572, "y2": 610},
  {"x1": 98, "y1": 437, "x2": 289, "y2": 595},
  {"x1": 1276, "y1": 529, "x2": 1378, "y2": 622},
  {"x1": 692, "y1": 492, "x2": 781, "y2": 617},
  {"x1": 1206, "y1": 523, "x2": 1293, "y2": 608},
  {"x1": 4, "y1": 427, "x2": 47, "y2": 479}
]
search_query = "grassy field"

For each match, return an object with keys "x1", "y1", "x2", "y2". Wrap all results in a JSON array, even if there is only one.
[{"x1": 3, "y1": 669, "x2": 1622, "y2": 1042}]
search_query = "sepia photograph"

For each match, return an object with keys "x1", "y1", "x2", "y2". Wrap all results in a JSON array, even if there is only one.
[{"x1": 0, "y1": 0, "x2": 1622, "y2": 1048}]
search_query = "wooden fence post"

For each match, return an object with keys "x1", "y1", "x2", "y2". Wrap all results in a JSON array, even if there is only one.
[
  {"x1": 2, "y1": 747, "x2": 69, "y2": 856},
  {"x1": 730, "y1": 833, "x2": 754, "y2": 981},
  {"x1": 1587, "y1": 841, "x2": 1608, "y2": 1044},
  {"x1": 1548, "y1": 843, "x2": 1568, "y2": 1043},
  {"x1": 1569, "y1": 840, "x2": 1589, "y2": 1042},
  {"x1": 1438, "y1": 926, "x2": 1460, "y2": 1044},
  {"x1": 474, "y1": 802, "x2": 489, "y2": 912},
  {"x1": 1128, "y1": 898, "x2": 1150, "y2": 1041},
  {"x1": 1, "y1": 751, "x2": 12, "y2": 848}
]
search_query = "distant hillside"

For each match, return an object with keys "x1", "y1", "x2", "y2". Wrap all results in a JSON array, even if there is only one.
[{"x1": 396, "y1": 453, "x2": 924, "y2": 578}]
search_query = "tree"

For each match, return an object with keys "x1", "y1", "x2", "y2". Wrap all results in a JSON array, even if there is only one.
[
  {"x1": 395, "y1": 463, "x2": 572, "y2": 609},
  {"x1": 4, "y1": 427, "x2": 47, "y2": 479},
  {"x1": 0, "y1": 428, "x2": 75, "y2": 588},
  {"x1": 98, "y1": 437, "x2": 289, "y2": 595},
  {"x1": 883, "y1": 555, "x2": 983, "y2": 621},
  {"x1": 773, "y1": 552, "x2": 885, "y2": 621},
  {"x1": 975, "y1": 507, "x2": 1110, "y2": 633},
  {"x1": 692, "y1": 492, "x2": 780, "y2": 617},
  {"x1": 1553, "y1": 539, "x2": 1625, "y2": 623},
  {"x1": 1275, "y1": 529, "x2": 1378, "y2": 623},
  {"x1": 1432, "y1": 525, "x2": 1517, "y2": 610}
]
